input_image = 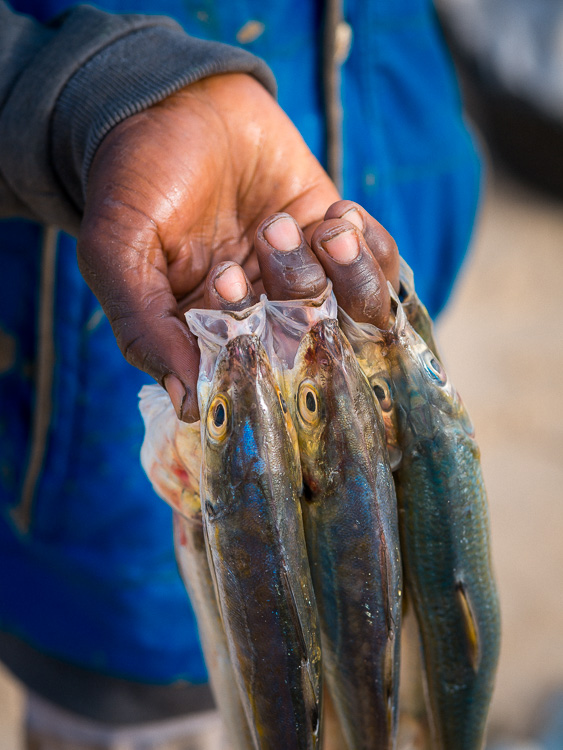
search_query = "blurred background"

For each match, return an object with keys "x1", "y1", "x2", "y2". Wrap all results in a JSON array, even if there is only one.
[{"x1": 2, "y1": 1, "x2": 563, "y2": 747}]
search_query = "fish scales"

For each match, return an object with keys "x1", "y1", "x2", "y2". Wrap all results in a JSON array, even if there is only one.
[
  {"x1": 283, "y1": 316, "x2": 402, "y2": 750},
  {"x1": 201, "y1": 334, "x2": 322, "y2": 750}
]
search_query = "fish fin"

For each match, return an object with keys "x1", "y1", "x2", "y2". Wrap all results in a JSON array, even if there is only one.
[
  {"x1": 455, "y1": 580, "x2": 481, "y2": 672},
  {"x1": 388, "y1": 281, "x2": 409, "y2": 336},
  {"x1": 398, "y1": 257, "x2": 416, "y2": 302},
  {"x1": 280, "y1": 564, "x2": 323, "y2": 738},
  {"x1": 388, "y1": 444, "x2": 403, "y2": 471}
]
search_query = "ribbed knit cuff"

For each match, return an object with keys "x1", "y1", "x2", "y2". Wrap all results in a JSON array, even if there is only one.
[
  {"x1": 0, "y1": 6, "x2": 186, "y2": 233},
  {"x1": 52, "y1": 26, "x2": 277, "y2": 223},
  {"x1": 0, "y1": 5, "x2": 276, "y2": 235}
]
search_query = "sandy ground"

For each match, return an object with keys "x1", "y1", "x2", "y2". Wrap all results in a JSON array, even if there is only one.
[{"x1": 0, "y1": 167, "x2": 562, "y2": 748}]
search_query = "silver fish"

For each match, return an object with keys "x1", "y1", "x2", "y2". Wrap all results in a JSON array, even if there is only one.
[
  {"x1": 340, "y1": 294, "x2": 501, "y2": 750},
  {"x1": 272, "y1": 301, "x2": 402, "y2": 750},
  {"x1": 200, "y1": 333, "x2": 322, "y2": 750}
]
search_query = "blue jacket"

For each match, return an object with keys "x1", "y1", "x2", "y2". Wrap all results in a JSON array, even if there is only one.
[{"x1": 0, "y1": 0, "x2": 480, "y2": 685}]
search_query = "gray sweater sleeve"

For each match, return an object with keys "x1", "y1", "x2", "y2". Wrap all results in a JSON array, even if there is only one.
[{"x1": 0, "y1": 2, "x2": 277, "y2": 236}]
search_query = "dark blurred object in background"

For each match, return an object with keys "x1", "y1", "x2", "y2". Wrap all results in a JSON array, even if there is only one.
[{"x1": 436, "y1": 0, "x2": 563, "y2": 198}]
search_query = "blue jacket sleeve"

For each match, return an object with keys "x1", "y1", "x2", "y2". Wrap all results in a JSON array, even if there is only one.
[{"x1": 0, "y1": 2, "x2": 276, "y2": 235}]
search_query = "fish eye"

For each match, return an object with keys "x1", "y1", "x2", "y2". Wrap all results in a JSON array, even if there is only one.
[
  {"x1": 421, "y1": 350, "x2": 447, "y2": 385},
  {"x1": 372, "y1": 379, "x2": 392, "y2": 412},
  {"x1": 207, "y1": 394, "x2": 230, "y2": 442},
  {"x1": 297, "y1": 380, "x2": 320, "y2": 425}
]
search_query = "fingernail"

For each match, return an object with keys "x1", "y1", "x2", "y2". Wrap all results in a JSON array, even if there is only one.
[
  {"x1": 214, "y1": 264, "x2": 248, "y2": 302},
  {"x1": 321, "y1": 229, "x2": 360, "y2": 263},
  {"x1": 341, "y1": 207, "x2": 364, "y2": 231},
  {"x1": 164, "y1": 374, "x2": 186, "y2": 419},
  {"x1": 263, "y1": 215, "x2": 301, "y2": 252}
]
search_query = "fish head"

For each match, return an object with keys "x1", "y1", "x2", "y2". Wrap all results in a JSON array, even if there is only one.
[
  {"x1": 387, "y1": 307, "x2": 475, "y2": 442},
  {"x1": 202, "y1": 334, "x2": 301, "y2": 520},
  {"x1": 291, "y1": 318, "x2": 389, "y2": 494},
  {"x1": 352, "y1": 336, "x2": 402, "y2": 470}
]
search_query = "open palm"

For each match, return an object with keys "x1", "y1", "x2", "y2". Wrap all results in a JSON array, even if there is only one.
[{"x1": 78, "y1": 73, "x2": 339, "y2": 420}]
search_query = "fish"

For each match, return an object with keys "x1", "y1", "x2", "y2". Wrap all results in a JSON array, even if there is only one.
[
  {"x1": 340, "y1": 292, "x2": 501, "y2": 750},
  {"x1": 199, "y1": 332, "x2": 322, "y2": 750},
  {"x1": 270, "y1": 299, "x2": 402, "y2": 750},
  {"x1": 139, "y1": 385, "x2": 253, "y2": 750},
  {"x1": 329, "y1": 324, "x2": 432, "y2": 749}
]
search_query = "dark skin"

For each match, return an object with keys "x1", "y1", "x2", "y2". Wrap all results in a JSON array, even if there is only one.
[
  {"x1": 79, "y1": 72, "x2": 398, "y2": 421},
  {"x1": 207, "y1": 204, "x2": 398, "y2": 330}
]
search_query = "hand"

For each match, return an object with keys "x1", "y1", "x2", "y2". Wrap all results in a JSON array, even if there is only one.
[
  {"x1": 78, "y1": 73, "x2": 339, "y2": 421},
  {"x1": 204, "y1": 199, "x2": 400, "y2": 329}
]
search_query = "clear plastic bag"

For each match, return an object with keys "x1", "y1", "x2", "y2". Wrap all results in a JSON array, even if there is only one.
[
  {"x1": 263, "y1": 282, "x2": 336, "y2": 371},
  {"x1": 139, "y1": 384, "x2": 201, "y2": 521},
  {"x1": 397, "y1": 258, "x2": 442, "y2": 361},
  {"x1": 186, "y1": 298, "x2": 267, "y2": 414}
]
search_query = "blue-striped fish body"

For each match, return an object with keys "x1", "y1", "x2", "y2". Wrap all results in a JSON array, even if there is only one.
[{"x1": 201, "y1": 334, "x2": 322, "y2": 750}]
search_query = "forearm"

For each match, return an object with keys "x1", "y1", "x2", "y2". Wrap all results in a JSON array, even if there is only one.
[{"x1": 0, "y1": 2, "x2": 276, "y2": 235}]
